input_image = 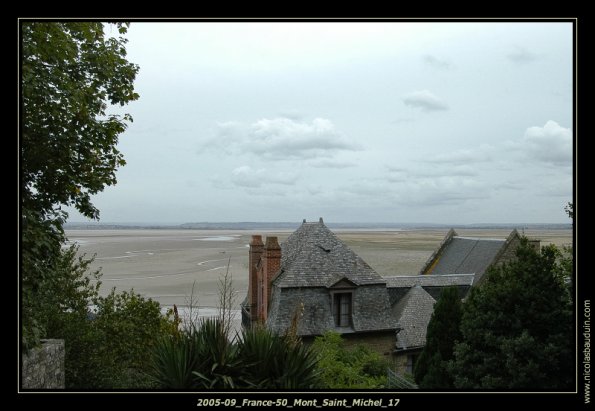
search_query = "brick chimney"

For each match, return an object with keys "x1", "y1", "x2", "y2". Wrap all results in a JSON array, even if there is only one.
[
  {"x1": 258, "y1": 236, "x2": 281, "y2": 322},
  {"x1": 248, "y1": 235, "x2": 264, "y2": 321}
]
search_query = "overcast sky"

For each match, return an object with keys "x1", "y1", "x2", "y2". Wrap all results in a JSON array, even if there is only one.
[{"x1": 67, "y1": 22, "x2": 573, "y2": 224}]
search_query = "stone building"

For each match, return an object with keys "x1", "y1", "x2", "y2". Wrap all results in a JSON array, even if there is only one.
[
  {"x1": 241, "y1": 220, "x2": 536, "y2": 374},
  {"x1": 242, "y1": 218, "x2": 398, "y2": 354},
  {"x1": 388, "y1": 228, "x2": 537, "y2": 372}
]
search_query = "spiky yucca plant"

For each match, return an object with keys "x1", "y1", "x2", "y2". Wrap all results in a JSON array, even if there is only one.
[
  {"x1": 150, "y1": 318, "x2": 320, "y2": 389},
  {"x1": 150, "y1": 333, "x2": 198, "y2": 389},
  {"x1": 237, "y1": 325, "x2": 320, "y2": 389}
]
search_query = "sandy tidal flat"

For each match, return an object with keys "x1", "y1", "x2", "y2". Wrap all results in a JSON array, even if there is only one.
[{"x1": 67, "y1": 228, "x2": 572, "y2": 311}]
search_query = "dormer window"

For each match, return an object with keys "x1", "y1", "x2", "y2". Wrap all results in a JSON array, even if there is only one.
[
  {"x1": 328, "y1": 277, "x2": 356, "y2": 328},
  {"x1": 332, "y1": 292, "x2": 353, "y2": 327}
]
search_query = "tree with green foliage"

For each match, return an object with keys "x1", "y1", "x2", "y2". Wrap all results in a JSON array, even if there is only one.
[
  {"x1": 559, "y1": 202, "x2": 574, "y2": 302},
  {"x1": 21, "y1": 21, "x2": 139, "y2": 349},
  {"x1": 414, "y1": 286, "x2": 462, "y2": 388},
  {"x1": 52, "y1": 285, "x2": 175, "y2": 389},
  {"x1": 26, "y1": 238, "x2": 177, "y2": 388},
  {"x1": 20, "y1": 22, "x2": 175, "y2": 389},
  {"x1": 450, "y1": 238, "x2": 573, "y2": 389},
  {"x1": 565, "y1": 202, "x2": 574, "y2": 221},
  {"x1": 311, "y1": 331, "x2": 389, "y2": 389},
  {"x1": 22, "y1": 22, "x2": 139, "y2": 220}
]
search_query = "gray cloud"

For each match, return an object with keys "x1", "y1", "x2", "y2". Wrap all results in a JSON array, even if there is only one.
[
  {"x1": 387, "y1": 173, "x2": 408, "y2": 183},
  {"x1": 440, "y1": 165, "x2": 478, "y2": 177},
  {"x1": 231, "y1": 166, "x2": 263, "y2": 188},
  {"x1": 520, "y1": 120, "x2": 572, "y2": 166},
  {"x1": 387, "y1": 163, "x2": 478, "y2": 181},
  {"x1": 423, "y1": 54, "x2": 452, "y2": 70},
  {"x1": 494, "y1": 181, "x2": 524, "y2": 191},
  {"x1": 206, "y1": 117, "x2": 361, "y2": 159},
  {"x1": 63, "y1": 23, "x2": 572, "y2": 224},
  {"x1": 307, "y1": 159, "x2": 357, "y2": 169},
  {"x1": 343, "y1": 174, "x2": 488, "y2": 207},
  {"x1": 395, "y1": 176, "x2": 489, "y2": 206},
  {"x1": 380, "y1": 161, "x2": 490, "y2": 206},
  {"x1": 507, "y1": 46, "x2": 539, "y2": 64},
  {"x1": 231, "y1": 165, "x2": 298, "y2": 188},
  {"x1": 386, "y1": 166, "x2": 407, "y2": 172},
  {"x1": 427, "y1": 145, "x2": 494, "y2": 164},
  {"x1": 403, "y1": 90, "x2": 449, "y2": 112},
  {"x1": 537, "y1": 176, "x2": 572, "y2": 197}
]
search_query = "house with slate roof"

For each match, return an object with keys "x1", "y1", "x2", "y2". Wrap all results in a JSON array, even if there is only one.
[
  {"x1": 242, "y1": 218, "x2": 398, "y2": 353},
  {"x1": 386, "y1": 228, "x2": 538, "y2": 373},
  {"x1": 241, "y1": 220, "x2": 538, "y2": 374}
]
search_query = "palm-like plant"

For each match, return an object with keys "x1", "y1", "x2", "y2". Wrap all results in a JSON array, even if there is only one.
[
  {"x1": 237, "y1": 326, "x2": 320, "y2": 389},
  {"x1": 150, "y1": 333, "x2": 198, "y2": 389},
  {"x1": 150, "y1": 319, "x2": 320, "y2": 389},
  {"x1": 191, "y1": 318, "x2": 242, "y2": 389}
]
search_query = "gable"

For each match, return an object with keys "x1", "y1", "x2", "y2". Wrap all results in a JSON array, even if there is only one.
[{"x1": 328, "y1": 277, "x2": 357, "y2": 289}]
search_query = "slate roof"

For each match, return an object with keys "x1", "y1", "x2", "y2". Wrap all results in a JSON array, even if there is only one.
[
  {"x1": 273, "y1": 220, "x2": 387, "y2": 288},
  {"x1": 428, "y1": 237, "x2": 505, "y2": 275},
  {"x1": 265, "y1": 219, "x2": 396, "y2": 336},
  {"x1": 384, "y1": 274, "x2": 475, "y2": 289},
  {"x1": 393, "y1": 286, "x2": 436, "y2": 351},
  {"x1": 419, "y1": 229, "x2": 512, "y2": 286}
]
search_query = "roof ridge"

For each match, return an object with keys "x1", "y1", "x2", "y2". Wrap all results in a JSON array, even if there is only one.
[
  {"x1": 454, "y1": 236, "x2": 506, "y2": 241},
  {"x1": 384, "y1": 273, "x2": 476, "y2": 279}
]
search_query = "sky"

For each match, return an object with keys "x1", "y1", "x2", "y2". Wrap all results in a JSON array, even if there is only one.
[{"x1": 67, "y1": 21, "x2": 574, "y2": 224}]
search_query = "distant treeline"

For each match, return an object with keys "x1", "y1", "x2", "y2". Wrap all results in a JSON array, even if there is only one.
[{"x1": 63, "y1": 221, "x2": 572, "y2": 231}]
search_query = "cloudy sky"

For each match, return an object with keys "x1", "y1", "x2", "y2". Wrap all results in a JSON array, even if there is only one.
[{"x1": 68, "y1": 21, "x2": 573, "y2": 224}]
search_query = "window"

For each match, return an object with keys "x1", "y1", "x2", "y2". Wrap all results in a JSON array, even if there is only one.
[{"x1": 332, "y1": 292, "x2": 352, "y2": 327}]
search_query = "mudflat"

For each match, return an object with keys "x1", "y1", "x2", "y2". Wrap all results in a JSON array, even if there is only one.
[{"x1": 67, "y1": 228, "x2": 572, "y2": 310}]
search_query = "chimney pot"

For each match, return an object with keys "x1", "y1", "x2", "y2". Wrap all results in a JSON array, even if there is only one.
[
  {"x1": 250, "y1": 235, "x2": 263, "y2": 246},
  {"x1": 265, "y1": 236, "x2": 280, "y2": 250}
]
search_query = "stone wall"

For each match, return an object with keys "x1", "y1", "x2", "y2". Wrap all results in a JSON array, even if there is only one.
[
  {"x1": 392, "y1": 350, "x2": 424, "y2": 375},
  {"x1": 392, "y1": 351, "x2": 410, "y2": 374},
  {"x1": 21, "y1": 339, "x2": 65, "y2": 389},
  {"x1": 341, "y1": 330, "x2": 396, "y2": 356}
]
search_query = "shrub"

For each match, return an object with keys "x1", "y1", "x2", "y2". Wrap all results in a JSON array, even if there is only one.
[{"x1": 312, "y1": 331, "x2": 389, "y2": 388}]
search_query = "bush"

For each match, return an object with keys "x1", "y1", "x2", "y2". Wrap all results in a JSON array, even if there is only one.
[
  {"x1": 311, "y1": 331, "x2": 389, "y2": 388},
  {"x1": 49, "y1": 283, "x2": 177, "y2": 389},
  {"x1": 37, "y1": 246, "x2": 177, "y2": 389}
]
